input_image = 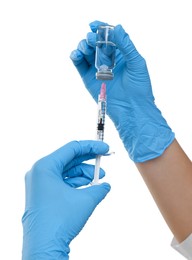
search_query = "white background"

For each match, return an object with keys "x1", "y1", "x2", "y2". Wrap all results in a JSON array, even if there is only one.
[{"x1": 0, "y1": 0, "x2": 192, "y2": 259}]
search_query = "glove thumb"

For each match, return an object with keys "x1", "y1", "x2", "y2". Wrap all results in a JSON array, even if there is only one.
[{"x1": 85, "y1": 182, "x2": 111, "y2": 206}]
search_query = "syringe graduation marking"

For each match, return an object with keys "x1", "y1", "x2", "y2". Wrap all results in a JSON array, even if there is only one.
[
  {"x1": 96, "y1": 83, "x2": 106, "y2": 141},
  {"x1": 92, "y1": 82, "x2": 106, "y2": 185}
]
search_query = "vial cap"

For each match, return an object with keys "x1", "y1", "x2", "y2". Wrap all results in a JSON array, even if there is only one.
[{"x1": 96, "y1": 71, "x2": 114, "y2": 80}]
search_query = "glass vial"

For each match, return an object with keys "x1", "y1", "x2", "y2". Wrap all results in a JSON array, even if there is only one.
[{"x1": 95, "y1": 25, "x2": 116, "y2": 80}]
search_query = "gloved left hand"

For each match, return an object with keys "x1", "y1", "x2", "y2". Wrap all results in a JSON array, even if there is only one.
[
  {"x1": 70, "y1": 20, "x2": 174, "y2": 162},
  {"x1": 22, "y1": 140, "x2": 111, "y2": 260}
]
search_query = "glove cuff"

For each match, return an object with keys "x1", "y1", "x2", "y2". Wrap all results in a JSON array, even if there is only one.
[
  {"x1": 116, "y1": 103, "x2": 175, "y2": 162},
  {"x1": 22, "y1": 244, "x2": 69, "y2": 260},
  {"x1": 22, "y1": 213, "x2": 70, "y2": 260}
]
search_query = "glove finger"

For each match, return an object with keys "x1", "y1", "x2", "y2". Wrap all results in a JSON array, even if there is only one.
[
  {"x1": 114, "y1": 24, "x2": 143, "y2": 64},
  {"x1": 63, "y1": 143, "x2": 109, "y2": 172},
  {"x1": 70, "y1": 49, "x2": 90, "y2": 78},
  {"x1": 89, "y1": 20, "x2": 108, "y2": 33},
  {"x1": 77, "y1": 39, "x2": 95, "y2": 65},
  {"x1": 65, "y1": 176, "x2": 91, "y2": 187},
  {"x1": 44, "y1": 140, "x2": 109, "y2": 175},
  {"x1": 65, "y1": 177, "x2": 91, "y2": 188},
  {"x1": 86, "y1": 32, "x2": 97, "y2": 48},
  {"x1": 65, "y1": 167, "x2": 105, "y2": 188},
  {"x1": 70, "y1": 40, "x2": 95, "y2": 77},
  {"x1": 63, "y1": 163, "x2": 105, "y2": 181},
  {"x1": 84, "y1": 182, "x2": 111, "y2": 206}
]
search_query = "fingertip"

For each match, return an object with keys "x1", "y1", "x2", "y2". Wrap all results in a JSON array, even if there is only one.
[
  {"x1": 99, "y1": 168, "x2": 105, "y2": 179},
  {"x1": 77, "y1": 140, "x2": 109, "y2": 156},
  {"x1": 98, "y1": 182, "x2": 111, "y2": 197},
  {"x1": 86, "y1": 32, "x2": 96, "y2": 48},
  {"x1": 101, "y1": 182, "x2": 111, "y2": 191},
  {"x1": 114, "y1": 24, "x2": 133, "y2": 55},
  {"x1": 70, "y1": 49, "x2": 84, "y2": 63},
  {"x1": 89, "y1": 20, "x2": 100, "y2": 32},
  {"x1": 104, "y1": 142, "x2": 110, "y2": 154},
  {"x1": 115, "y1": 24, "x2": 124, "y2": 31},
  {"x1": 77, "y1": 39, "x2": 95, "y2": 56},
  {"x1": 90, "y1": 181, "x2": 111, "y2": 201},
  {"x1": 89, "y1": 20, "x2": 108, "y2": 33},
  {"x1": 114, "y1": 24, "x2": 128, "y2": 42},
  {"x1": 95, "y1": 141, "x2": 110, "y2": 155}
]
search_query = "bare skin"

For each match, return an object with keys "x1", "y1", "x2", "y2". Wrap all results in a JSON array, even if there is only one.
[{"x1": 136, "y1": 138, "x2": 192, "y2": 243}]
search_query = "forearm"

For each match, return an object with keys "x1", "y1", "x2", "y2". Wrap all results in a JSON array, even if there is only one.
[{"x1": 136, "y1": 138, "x2": 192, "y2": 243}]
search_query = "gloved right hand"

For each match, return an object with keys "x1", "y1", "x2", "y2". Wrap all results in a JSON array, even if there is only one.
[{"x1": 70, "y1": 20, "x2": 175, "y2": 162}]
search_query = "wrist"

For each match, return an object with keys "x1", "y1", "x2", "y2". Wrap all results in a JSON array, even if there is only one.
[
  {"x1": 22, "y1": 240, "x2": 69, "y2": 260},
  {"x1": 114, "y1": 102, "x2": 175, "y2": 162},
  {"x1": 22, "y1": 213, "x2": 70, "y2": 260},
  {"x1": 22, "y1": 252, "x2": 69, "y2": 260}
]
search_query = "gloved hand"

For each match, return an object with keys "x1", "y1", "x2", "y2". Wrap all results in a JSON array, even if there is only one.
[
  {"x1": 70, "y1": 20, "x2": 175, "y2": 162},
  {"x1": 22, "y1": 140, "x2": 111, "y2": 260}
]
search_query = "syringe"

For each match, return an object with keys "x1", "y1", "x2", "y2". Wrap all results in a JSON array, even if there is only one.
[{"x1": 92, "y1": 82, "x2": 106, "y2": 185}]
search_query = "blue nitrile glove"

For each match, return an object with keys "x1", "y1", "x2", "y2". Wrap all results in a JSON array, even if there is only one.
[
  {"x1": 22, "y1": 140, "x2": 111, "y2": 260},
  {"x1": 70, "y1": 20, "x2": 175, "y2": 162}
]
